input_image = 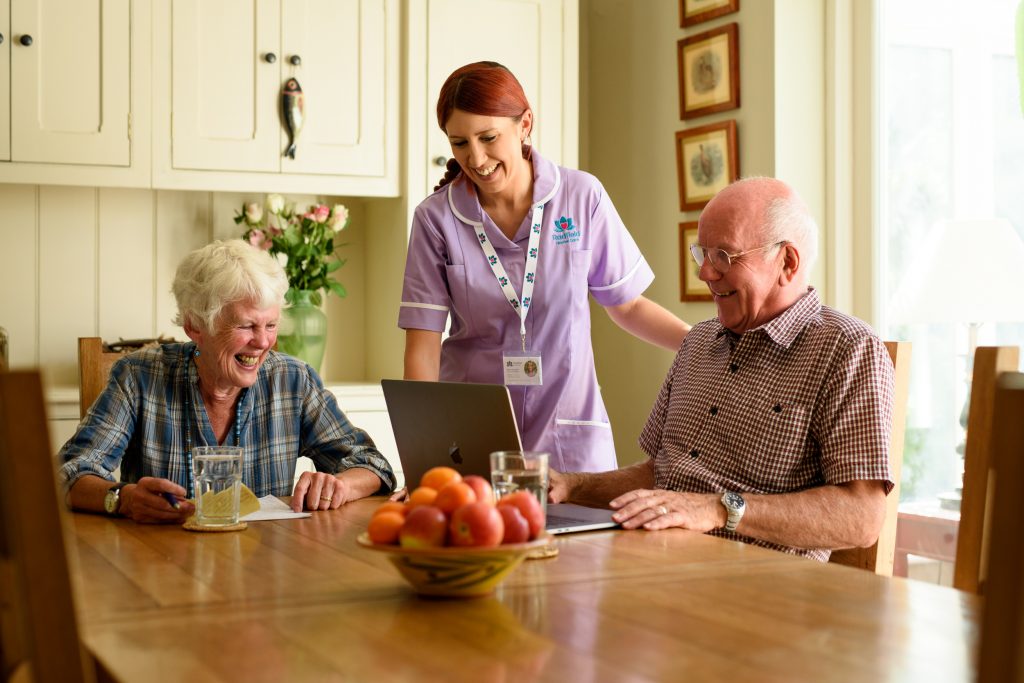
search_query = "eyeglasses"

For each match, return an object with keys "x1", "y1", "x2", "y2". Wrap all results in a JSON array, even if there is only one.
[{"x1": 688, "y1": 241, "x2": 786, "y2": 274}]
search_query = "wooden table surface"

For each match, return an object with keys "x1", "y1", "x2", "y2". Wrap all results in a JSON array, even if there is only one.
[{"x1": 68, "y1": 498, "x2": 980, "y2": 682}]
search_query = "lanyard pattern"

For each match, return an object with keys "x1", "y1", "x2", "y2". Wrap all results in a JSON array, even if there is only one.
[{"x1": 475, "y1": 202, "x2": 545, "y2": 350}]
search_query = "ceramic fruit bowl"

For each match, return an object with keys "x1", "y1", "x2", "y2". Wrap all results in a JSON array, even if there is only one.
[{"x1": 357, "y1": 533, "x2": 553, "y2": 598}]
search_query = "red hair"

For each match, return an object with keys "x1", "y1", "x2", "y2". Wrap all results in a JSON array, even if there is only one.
[
  {"x1": 433, "y1": 62, "x2": 533, "y2": 191},
  {"x1": 436, "y1": 61, "x2": 531, "y2": 132}
]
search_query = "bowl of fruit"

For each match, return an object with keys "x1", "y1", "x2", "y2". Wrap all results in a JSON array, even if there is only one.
[{"x1": 360, "y1": 467, "x2": 551, "y2": 598}]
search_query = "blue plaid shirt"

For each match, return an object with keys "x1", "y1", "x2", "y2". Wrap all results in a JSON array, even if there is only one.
[{"x1": 58, "y1": 342, "x2": 395, "y2": 497}]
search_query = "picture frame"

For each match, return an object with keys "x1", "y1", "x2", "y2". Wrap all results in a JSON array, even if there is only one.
[
  {"x1": 675, "y1": 120, "x2": 738, "y2": 211},
  {"x1": 679, "y1": 0, "x2": 739, "y2": 28},
  {"x1": 679, "y1": 222, "x2": 713, "y2": 302},
  {"x1": 678, "y1": 23, "x2": 740, "y2": 119}
]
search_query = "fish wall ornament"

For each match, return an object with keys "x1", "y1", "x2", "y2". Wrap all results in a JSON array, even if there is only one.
[{"x1": 282, "y1": 77, "x2": 305, "y2": 159}]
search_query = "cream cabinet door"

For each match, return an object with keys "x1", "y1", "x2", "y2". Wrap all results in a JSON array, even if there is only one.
[
  {"x1": 170, "y1": 0, "x2": 281, "y2": 172},
  {"x1": 0, "y1": 0, "x2": 10, "y2": 161},
  {"x1": 281, "y1": 0, "x2": 387, "y2": 177},
  {"x1": 168, "y1": 0, "x2": 389, "y2": 178},
  {"x1": 9, "y1": 0, "x2": 130, "y2": 166},
  {"x1": 417, "y1": 0, "x2": 577, "y2": 201}
]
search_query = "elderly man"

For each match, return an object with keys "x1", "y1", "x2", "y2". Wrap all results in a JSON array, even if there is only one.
[{"x1": 549, "y1": 178, "x2": 894, "y2": 560}]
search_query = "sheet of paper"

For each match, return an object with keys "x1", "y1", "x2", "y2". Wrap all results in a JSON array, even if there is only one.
[{"x1": 240, "y1": 495, "x2": 312, "y2": 522}]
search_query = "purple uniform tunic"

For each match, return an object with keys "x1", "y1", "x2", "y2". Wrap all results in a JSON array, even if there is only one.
[{"x1": 398, "y1": 151, "x2": 654, "y2": 472}]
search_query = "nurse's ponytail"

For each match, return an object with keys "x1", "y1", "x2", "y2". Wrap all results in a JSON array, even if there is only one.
[{"x1": 433, "y1": 158, "x2": 462, "y2": 192}]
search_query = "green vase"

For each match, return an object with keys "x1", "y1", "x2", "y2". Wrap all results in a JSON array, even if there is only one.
[{"x1": 278, "y1": 289, "x2": 328, "y2": 374}]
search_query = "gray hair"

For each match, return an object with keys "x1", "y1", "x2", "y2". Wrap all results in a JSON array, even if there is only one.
[
  {"x1": 763, "y1": 193, "x2": 818, "y2": 274},
  {"x1": 172, "y1": 239, "x2": 288, "y2": 332}
]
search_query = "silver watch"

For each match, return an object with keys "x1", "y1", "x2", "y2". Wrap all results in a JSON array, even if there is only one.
[
  {"x1": 720, "y1": 491, "x2": 745, "y2": 532},
  {"x1": 103, "y1": 483, "x2": 126, "y2": 516}
]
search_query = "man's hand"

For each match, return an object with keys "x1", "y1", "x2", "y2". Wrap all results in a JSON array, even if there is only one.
[
  {"x1": 548, "y1": 468, "x2": 575, "y2": 504},
  {"x1": 119, "y1": 477, "x2": 193, "y2": 524},
  {"x1": 609, "y1": 488, "x2": 724, "y2": 531},
  {"x1": 292, "y1": 471, "x2": 351, "y2": 512}
]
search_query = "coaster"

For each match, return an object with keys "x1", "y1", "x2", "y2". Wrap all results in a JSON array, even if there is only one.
[
  {"x1": 526, "y1": 542, "x2": 559, "y2": 560},
  {"x1": 183, "y1": 518, "x2": 248, "y2": 533}
]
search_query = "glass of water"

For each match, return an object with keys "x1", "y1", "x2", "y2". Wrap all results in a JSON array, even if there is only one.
[
  {"x1": 192, "y1": 446, "x2": 244, "y2": 527},
  {"x1": 489, "y1": 450, "x2": 549, "y2": 520}
]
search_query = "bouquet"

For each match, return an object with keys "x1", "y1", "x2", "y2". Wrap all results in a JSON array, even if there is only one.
[{"x1": 237, "y1": 194, "x2": 349, "y2": 305}]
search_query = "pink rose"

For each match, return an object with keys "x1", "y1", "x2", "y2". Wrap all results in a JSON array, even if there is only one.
[
  {"x1": 328, "y1": 204, "x2": 349, "y2": 231},
  {"x1": 313, "y1": 204, "x2": 331, "y2": 223},
  {"x1": 248, "y1": 229, "x2": 270, "y2": 250}
]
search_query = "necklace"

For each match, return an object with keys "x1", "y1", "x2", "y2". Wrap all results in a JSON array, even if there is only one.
[{"x1": 184, "y1": 347, "x2": 246, "y2": 498}]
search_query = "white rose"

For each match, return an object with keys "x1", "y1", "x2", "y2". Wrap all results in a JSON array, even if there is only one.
[
  {"x1": 329, "y1": 204, "x2": 349, "y2": 231},
  {"x1": 266, "y1": 193, "x2": 285, "y2": 215},
  {"x1": 244, "y1": 202, "x2": 263, "y2": 225}
]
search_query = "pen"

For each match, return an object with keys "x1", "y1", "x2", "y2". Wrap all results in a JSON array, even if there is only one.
[{"x1": 162, "y1": 492, "x2": 181, "y2": 510}]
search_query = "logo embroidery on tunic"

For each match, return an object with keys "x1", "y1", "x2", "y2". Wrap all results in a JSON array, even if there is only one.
[{"x1": 552, "y1": 216, "x2": 580, "y2": 244}]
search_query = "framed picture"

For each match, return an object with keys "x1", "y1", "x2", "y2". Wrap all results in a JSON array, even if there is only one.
[
  {"x1": 680, "y1": 0, "x2": 739, "y2": 27},
  {"x1": 679, "y1": 222, "x2": 713, "y2": 301},
  {"x1": 675, "y1": 120, "x2": 738, "y2": 211},
  {"x1": 678, "y1": 23, "x2": 740, "y2": 119}
]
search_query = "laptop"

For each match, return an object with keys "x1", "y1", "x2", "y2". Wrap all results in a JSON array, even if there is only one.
[{"x1": 381, "y1": 379, "x2": 619, "y2": 535}]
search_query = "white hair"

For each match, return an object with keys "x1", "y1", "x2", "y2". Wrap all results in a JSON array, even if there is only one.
[
  {"x1": 763, "y1": 193, "x2": 818, "y2": 274},
  {"x1": 171, "y1": 239, "x2": 288, "y2": 332}
]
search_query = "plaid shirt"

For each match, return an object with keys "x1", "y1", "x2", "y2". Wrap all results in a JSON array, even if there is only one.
[
  {"x1": 59, "y1": 343, "x2": 396, "y2": 497},
  {"x1": 639, "y1": 289, "x2": 894, "y2": 561}
]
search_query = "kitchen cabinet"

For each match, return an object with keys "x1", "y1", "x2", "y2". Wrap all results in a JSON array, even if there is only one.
[
  {"x1": 153, "y1": 0, "x2": 398, "y2": 196},
  {"x1": 0, "y1": 0, "x2": 151, "y2": 186}
]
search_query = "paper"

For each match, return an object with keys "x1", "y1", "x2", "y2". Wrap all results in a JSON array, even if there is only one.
[{"x1": 240, "y1": 495, "x2": 312, "y2": 522}]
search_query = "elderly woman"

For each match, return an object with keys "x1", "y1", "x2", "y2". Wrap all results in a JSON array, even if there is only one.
[{"x1": 59, "y1": 239, "x2": 394, "y2": 523}]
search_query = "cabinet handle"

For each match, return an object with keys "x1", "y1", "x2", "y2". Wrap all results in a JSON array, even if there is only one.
[
  {"x1": 433, "y1": 156, "x2": 448, "y2": 167},
  {"x1": 264, "y1": 52, "x2": 277, "y2": 64},
  {"x1": 289, "y1": 55, "x2": 302, "y2": 66},
  {"x1": 0, "y1": 34, "x2": 4, "y2": 45},
  {"x1": 19, "y1": 34, "x2": 33, "y2": 46}
]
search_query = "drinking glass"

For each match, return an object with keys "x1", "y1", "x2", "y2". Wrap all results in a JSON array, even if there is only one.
[
  {"x1": 489, "y1": 450, "x2": 549, "y2": 520},
  {"x1": 192, "y1": 446, "x2": 244, "y2": 527}
]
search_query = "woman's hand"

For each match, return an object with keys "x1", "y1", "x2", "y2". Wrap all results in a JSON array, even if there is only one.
[
  {"x1": 120, "y1": 477, "x2": 194, "y2": 524},
  {"x1": 292, "y1": 471, "x2": 351, "y2": 512}
]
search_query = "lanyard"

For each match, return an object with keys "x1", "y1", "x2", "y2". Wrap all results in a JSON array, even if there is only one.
[{"x1": 475, "y1": 201, "x2": 545, "y2": 351}]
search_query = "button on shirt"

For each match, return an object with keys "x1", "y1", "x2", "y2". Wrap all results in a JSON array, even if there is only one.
[
  {"x1": 639, "y1": 289, "x2": 895, "y2": 561},
  {"x1": 58, "y1": 343, "x2": 396, "y2": 497},
  {"x1": 398, "y1": 150, "x2": 655, "y2": 472}
]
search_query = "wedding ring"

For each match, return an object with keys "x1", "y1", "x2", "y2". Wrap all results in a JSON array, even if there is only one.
[
  {"x1": 657, "y1": 505, "x2": 668, "y2": 516},
  {"x1": 321, "y1": 496, "x2": 332, "y2": 502}
]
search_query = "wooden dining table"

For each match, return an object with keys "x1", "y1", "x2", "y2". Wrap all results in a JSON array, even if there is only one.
[{"x1": 67, "y1": 497, "x2": 980, "y2": 682}]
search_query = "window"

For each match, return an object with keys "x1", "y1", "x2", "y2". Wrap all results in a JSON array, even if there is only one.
[{"x1": 879, "y1": 0, "x2": 1024, "y2": 505}]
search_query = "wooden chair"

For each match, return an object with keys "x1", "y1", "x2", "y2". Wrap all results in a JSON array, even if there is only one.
[
  {"x1": 978, "y1": 371, "x2": 1024, "y2": 682},
  {"x1": 77, "y1": 338, "x2": 124, "y2": 419},
  {"x1": 0, "y1": 371, "x2": 96, "y2": 683},
  {"x1": 829, "y1": 340, "x2": 912, "y2": 575},
  {"x1": 953, "y1": 346, "x2": 1020, "y2": 594}
]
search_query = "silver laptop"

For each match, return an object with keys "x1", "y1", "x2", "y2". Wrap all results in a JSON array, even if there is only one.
[{"x1": 380, "y1": 379, "x2": 619, "y2": 535}]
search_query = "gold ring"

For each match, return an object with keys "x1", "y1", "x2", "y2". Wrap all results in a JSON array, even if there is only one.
[
  {"x1": 321, "y1": 496, "x2": 332, "y2": 502},
  {"x1": 657, "y1": 505, "x2": 668, "y2": 516}
]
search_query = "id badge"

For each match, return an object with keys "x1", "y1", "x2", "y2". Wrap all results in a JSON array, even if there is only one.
[{"x1": 503, "y1": 351, "x2": 543, "y2": 386}]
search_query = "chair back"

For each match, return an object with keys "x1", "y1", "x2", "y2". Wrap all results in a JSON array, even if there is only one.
[
  {"x1": 77, "y1": 338, "x2": 123, "y2": 419},
  {"x1": 978, "y1": 372, "x2": 1024, "y2": 682},
  {"x1": 0, "y1": 371, "x2": 95, "y2": 683},
  {"x1": 829, "y1": 340, "x2": 911, "y2": 575},
  {"x1": 954, "y1": 346, "x2": 1020, "y2": 594}
]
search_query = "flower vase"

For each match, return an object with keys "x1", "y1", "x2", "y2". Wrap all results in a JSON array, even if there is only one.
[{"x1": 278, "y1": 290, "x2": 328, "y2": 374}]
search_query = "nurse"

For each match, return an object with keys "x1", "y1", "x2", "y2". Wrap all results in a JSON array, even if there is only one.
[{"x1": 399, "y1": 61, "x2": 689, "y2": 473}]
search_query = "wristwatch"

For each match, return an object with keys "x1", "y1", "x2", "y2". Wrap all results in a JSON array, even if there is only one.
[
  {"x1": 720, "y1": 491, "x2": 746, "y2": 532},
  {"x1": 103, "y1": 483, "x2": 127, "y2": 516}
]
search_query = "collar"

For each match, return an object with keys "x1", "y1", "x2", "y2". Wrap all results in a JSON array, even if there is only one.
[
  {"x1": 715, "y1": 287, "x2": 822, "y2": 349},
  {"x1": 447, "y1": 149, "x2": 561, "y2": 229}
]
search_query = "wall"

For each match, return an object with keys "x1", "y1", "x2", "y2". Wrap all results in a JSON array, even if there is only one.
[
  {"x1": 583, "y1": 0, "x2": 830, "y2": 465},
  {"x1": 0, "y1": 186, "x2": 371, "y2": 388}
]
